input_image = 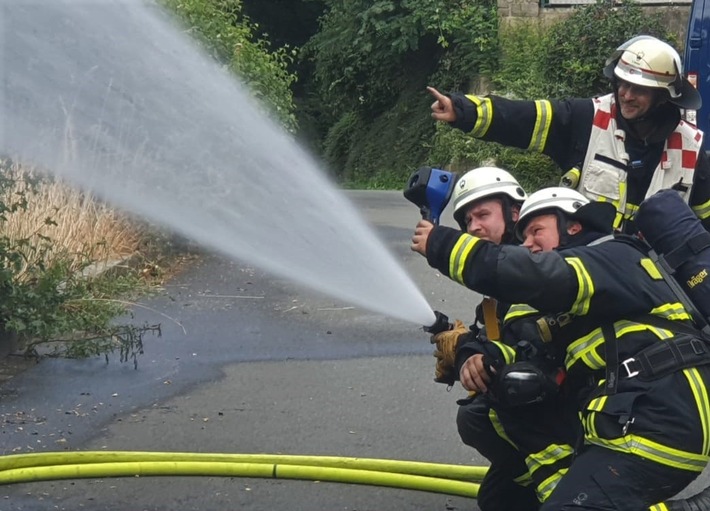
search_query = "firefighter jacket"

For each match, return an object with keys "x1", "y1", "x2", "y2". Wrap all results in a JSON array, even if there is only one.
[
  {"x1": 426, "y1": 225, "x2": 710, "y2": 483},
  {"x1": 448, "y1": 91, "x2": 710, "y2": 233}
]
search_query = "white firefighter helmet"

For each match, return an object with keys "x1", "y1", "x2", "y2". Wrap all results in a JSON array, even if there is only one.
[
  {"x1": 515, "y1": 187, "x2": 615, "y2": 240},
  {"x1": 452, "y1": 167, "x2": 527, "y2": 231},
  {"x1": 603, "y1": 35, "x2": 701, "y2": 110}
]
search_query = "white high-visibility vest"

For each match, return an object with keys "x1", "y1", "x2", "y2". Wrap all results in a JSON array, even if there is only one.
[{"x1": 577, "y1": 93, "x2": 703, "y2": 229}]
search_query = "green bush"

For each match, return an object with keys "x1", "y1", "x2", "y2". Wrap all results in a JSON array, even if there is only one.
[
  {"x1": 0, "y1": 159, "x2": 160, "y2": 366},
  {"x1": 537, "y1": 2, "x2": 672, "y2": 98},
  {"x1": 428, "y1": 125, "x2": 560, "y2": 193},
  {"x1": 493, "y1": 21, "x2": 549, "y2": 99},
  {"x1": 303, "y1": 0, "x2": 499, "y2": 185},
  {"x1": 161, "y1": 0, "x2": 298, "y2": 130}
]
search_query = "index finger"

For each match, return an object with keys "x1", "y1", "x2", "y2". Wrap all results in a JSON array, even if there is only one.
[{"x1": 426, "y1": 86, "x2": 444, "y2": 100}]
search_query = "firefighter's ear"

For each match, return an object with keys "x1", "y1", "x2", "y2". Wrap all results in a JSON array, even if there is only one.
[
  {"x1": 566, "y1": 221, "x2": 582, "y2": 236},
  {"x1": 511, "y1": 204, "x2": 521, "y2": 222}
]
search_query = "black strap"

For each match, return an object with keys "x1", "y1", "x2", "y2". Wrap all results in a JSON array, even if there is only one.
[
  {"x1": 602, "y1": 322, "x2": 619, "y2": 395},
  {"x1": 603, "y1": 313, "x2": 710, "y2": 388},
  {"x1": 639, "y1": 313, "x2": 710, "y2": 341},
  {"x1": 622, "y1": 334, "x2": 710, "y2": 381},
  {"x1": 649, "y1": 248, "x2": 710, "y2": 332},
  {"x1": 663, "y1": 231, "x2": 710, "y2": 271}
]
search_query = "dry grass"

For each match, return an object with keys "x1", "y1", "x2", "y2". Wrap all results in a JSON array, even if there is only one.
[{"x1": 0, "y1": 163, "x2": 146, "y2": 280}]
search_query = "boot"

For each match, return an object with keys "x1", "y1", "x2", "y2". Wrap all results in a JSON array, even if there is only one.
[{"x1": 665, "y1": 486, "x2": 710, "y2": 511}]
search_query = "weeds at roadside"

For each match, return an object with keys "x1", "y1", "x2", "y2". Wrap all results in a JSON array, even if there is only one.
[{"x1": 0, "y1": 158, "x2": 195, "y2": 368}]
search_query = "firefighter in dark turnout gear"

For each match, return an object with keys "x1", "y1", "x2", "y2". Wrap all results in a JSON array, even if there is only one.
[
  {"x1": 430, "y1": 166, "x2": 538, "y2": 510},
  {"x1": 454, "y1": 187, "x2": 614, "y2": 505},
  {"x1": 412, "y1": 188, "x2": 710, "y2": 510},
  {"x1": 428, "y1": 35, "x2": 710, "y2": 234}
]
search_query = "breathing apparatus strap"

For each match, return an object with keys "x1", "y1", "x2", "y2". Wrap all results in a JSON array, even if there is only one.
[
  {"x1": 481, "y1": 297, "x2": 500, "y2": 342},
  {"x1": 602, "y1": 244, "x2": 710, "y2": 394},
  {"x1": 602, "y1": 315, "x2": 710, "y2": 393},
  {"x1": 661, "y1": 231, "x2": 710, "y2": 272},
  {"x1": 602, "y1": 323, "x2": 620, "y2": 395},
  {"x1": 649, "y1": 247, "x2": 710, "y2": 333}
]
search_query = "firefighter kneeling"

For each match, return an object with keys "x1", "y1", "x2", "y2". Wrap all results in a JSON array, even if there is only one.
[{"x1": 412, "y1": 187, "x2": 710, "y2": 510}]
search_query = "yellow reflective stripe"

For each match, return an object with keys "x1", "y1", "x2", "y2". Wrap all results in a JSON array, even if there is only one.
[
  {"x1": 615, "y1": 321, "x2": 675, "y2": 341},
  {"x1": 624, "y1": 201, "x2": 638, "y2": 220},
  {"x1": 613, "y1": 209, "x2": 624, "y2": 229},
  {"x1": 683, "y1": 368, "x2": 710, "y2": 455},
  {"x1": 449, "y1": 234, "x2": 479, "y2": 285},
  {"x1": 566, "y1": 327, "x2": 605, "y2": 370},
  {"x1": 489, "y1": 408, "x2": 518, "y2": 449},
  {"x1": 692, "y1": 197, "x2": 710, "y2": 220},
  {"x1": 528, "y1": 100, "x2": 552, "y2": 152},
  {"x1": 490, "y1": 340, "x2": 516, "y2": 364},
  {"x1": 566, "y1": 320, "x2": 675, "y2": 370},
  {"x1": 526, "y1": 443, "x2": 574, "y2": 476},
  {"x1": 640, "y1": 259, "x2": 663, "y2": 280},
  {"x1": 504, "y1": 303, "x2": 539, "y2": 322},
  {"x1": 586, "y1": 410, "x2": 598, "y2": 439},
  {"x1": 565, "y1": 257, "x2": 594, "y2": 315},
  {"x1": 649, "y1": 504, "x2": 669, "y2": 511},
  {"x1": 649, "y1": 303, "x2": 692, "y2": 322},
  {"x1": 465, "y1": 95, "x2": 493, "y2": 138},
  {"x1": 536, "y1": 468, "x2": 568, "y2": 503},
  {"x1": 587, "y1": 395, "x2": 607, "y2": 412},
  {"x1": 585, "y1": 433, "x2": 710, "y2": 471},
  {"x1": 513, "y1": 471, "x2": 534, "y2": 486}
]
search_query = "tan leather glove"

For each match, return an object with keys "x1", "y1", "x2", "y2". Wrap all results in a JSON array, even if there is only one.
[{"x1": 431, "y1": 319, "x2": 468, "y2": 384}]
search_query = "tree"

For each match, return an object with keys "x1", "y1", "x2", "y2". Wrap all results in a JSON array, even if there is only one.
[
  {"x1": 161, "y1": 0, "x2": 298, "y2": 130},
  {"x1": 302, "y1": 0, "x2": 498, "y2": 183}
]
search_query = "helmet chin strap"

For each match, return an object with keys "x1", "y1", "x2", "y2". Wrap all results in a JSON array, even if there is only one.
[
  {"x1": 554, "y1": 211, "x2": 571, "y2": 247},
  {"x1": 500, "y1": 196, "x2": 519, "y2": 244}
]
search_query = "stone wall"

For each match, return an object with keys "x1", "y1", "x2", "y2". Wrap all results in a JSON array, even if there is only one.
[{"x1": 498, "y1": 1, "x2": 692, "y2": 50}]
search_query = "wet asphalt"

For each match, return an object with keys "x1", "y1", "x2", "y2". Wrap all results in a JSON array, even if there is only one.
[
  {"x1": 1, "y1": 190, "x2": 708, "y2": 510},
  {"x1": 0, "y1": 191, "x2": 484, "y2": 511}
]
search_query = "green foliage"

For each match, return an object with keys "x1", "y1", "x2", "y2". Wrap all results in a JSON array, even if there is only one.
[
  {"x1": 305, "y1": 0, "x2": 498, "y2": 114},
  {"x1": 0, "y1": 159, "x2": 159, "y2": 366},
  {"x1": 428, "y1": 125, "x2": 560, "y2": 193},
  {"x1": 305, "y1": 0, "x2": 499, "y2": 183},
  {"x1": 333, "y1": 87, "x2": 436, "y2": 189},
  {"x1": 493, "y1": 21, "x2": 549, "y2": 99},
  {"x1": 161, "y1": 0, "x2": 298, "y2": 130},
  {"x1": 538, "y1": 2, "x2": 673, "y2": 98}
]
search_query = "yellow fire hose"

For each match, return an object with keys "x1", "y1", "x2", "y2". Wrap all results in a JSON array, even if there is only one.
[{"x1": 0, "y1": 452, "x2": 487, "y2": 498}]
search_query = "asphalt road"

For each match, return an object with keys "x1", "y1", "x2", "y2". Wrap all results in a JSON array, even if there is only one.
[
  {"x1": 2, "y1": 190, "x2": 708, "y2": 510},
  {"x1": 0, "y1": 190, "x2": 485, "y2": 511}
]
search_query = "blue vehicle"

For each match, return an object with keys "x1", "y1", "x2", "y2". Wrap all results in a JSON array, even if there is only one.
[{"x1": 685, "y1": 0, "x2": 710, "y2": 151}]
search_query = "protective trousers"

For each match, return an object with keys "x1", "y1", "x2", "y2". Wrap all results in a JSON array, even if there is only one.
[
  {"x1": 541, "y1": 446, "x2": 699, "y2": 511},
  {"x1": 456, "y1": 395, "x2": 539, "y2": 511}
]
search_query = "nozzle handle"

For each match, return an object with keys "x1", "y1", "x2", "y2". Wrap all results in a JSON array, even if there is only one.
[{"x1": 424, "y1": 310, "x2": 452, "y2": 335}]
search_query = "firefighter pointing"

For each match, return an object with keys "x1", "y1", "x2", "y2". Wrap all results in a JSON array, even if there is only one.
[{"x1": 428, "y1": 35, "x2": 710, "y2": 235}]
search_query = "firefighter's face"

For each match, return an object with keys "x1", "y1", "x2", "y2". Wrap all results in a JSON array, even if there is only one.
[
  {"x1": 522, "y1": 214, "x2": 560, "y2": 253},
  {"x1": 617, "y1": 79, "x2": 660, "y2": 120},
  {"x1": 464, "y1": 198, "x2": 519, "y2": 245},
  {"x1": 522, "y1": 214, "x2": 582, "y2": 253}
]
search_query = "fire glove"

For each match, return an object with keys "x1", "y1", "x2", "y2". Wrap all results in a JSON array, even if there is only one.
[{"x1": 431, "y1": 319, "x2": 468, "y2": 385}]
